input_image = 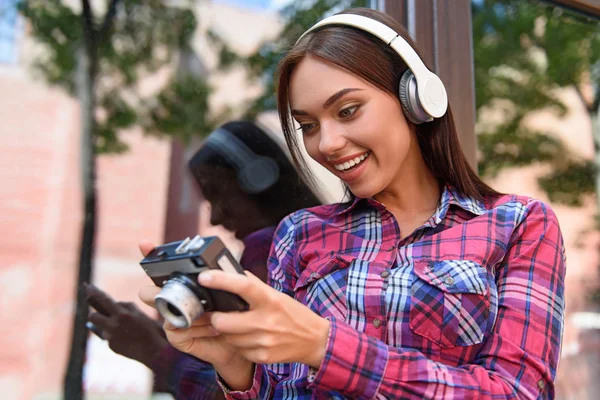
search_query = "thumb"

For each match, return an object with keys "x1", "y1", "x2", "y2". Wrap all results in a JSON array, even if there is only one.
[
  {"x1": 138, "y1": 285, "x2": 160, "y2": 308},
  {"x1": 138, "y1": 240, "x2": 155, "y2": 257},
  {"x1": 198, "y1": 269, "x2": 266, "y2": 307}
]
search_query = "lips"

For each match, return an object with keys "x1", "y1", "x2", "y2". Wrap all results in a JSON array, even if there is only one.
[
  {"x1": 328, "y1": 152, "x2": 370, "y2": 183},
  {"x1": 332, "y1": 151, "x2": 370, "y2": 172}
]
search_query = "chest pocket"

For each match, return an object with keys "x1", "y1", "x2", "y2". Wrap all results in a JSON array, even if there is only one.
[
  {"x1": 294, "y1": 254, "x2": 354, "y2": 321},
  {"x1": 410, "y1": 259, "x2": 491, "y2": 348}
]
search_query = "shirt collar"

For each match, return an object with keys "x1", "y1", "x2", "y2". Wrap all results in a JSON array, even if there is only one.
[
  {"x1": 333, "y1": 184, "x2": 487, "y2": 220},
  {"x1": 431, "y1": 184, "x2": 487, "y2": 225}
]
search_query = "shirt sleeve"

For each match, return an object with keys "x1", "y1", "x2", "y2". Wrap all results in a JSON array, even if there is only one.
[
  {"x1": 223, "y1": 214, "x2": 298, "y2": 399},
  {"x1": 152, "y1": 344, "x2": 225, "y2": 400},
  {"x1": 307, "y1": 199, "x2": 566, "y2": 399}
]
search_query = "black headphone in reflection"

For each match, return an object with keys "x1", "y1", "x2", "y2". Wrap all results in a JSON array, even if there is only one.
[{"x1": 203, "y1": 127, "x2": 280, "y2": 194}]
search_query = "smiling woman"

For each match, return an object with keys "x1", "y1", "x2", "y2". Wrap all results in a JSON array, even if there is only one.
[
  {"x1": 278, "y1": 11, "x2": 496, "y2": 215},
  {"x1": 140, "y1": 7, "x2": 568, "y2": 400}
]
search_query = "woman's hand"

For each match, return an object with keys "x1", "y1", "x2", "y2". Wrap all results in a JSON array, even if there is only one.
[
  {"x1": 199, "y1": 270, "x2": 331, "y2": 369},
  {"x1": 85, "y1": 283, "x2": 168, "y2": 369},
  {"x1": 137, "y1": 242, "x2": 249, "y2": 372}
]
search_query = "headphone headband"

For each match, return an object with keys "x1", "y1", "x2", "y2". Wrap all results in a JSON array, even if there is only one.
[
  {"x1": 203, "y1": 127, "x2": 280, "y2": 194},
  {"x1": 204, "y1": 128, "x2": 255, "y2": 167},
  {"x1": 296, "y1": 14, "x2": 448, "y2": 119}
]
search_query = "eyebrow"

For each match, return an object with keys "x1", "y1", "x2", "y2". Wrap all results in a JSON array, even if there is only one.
[{"x1": 291, "y1": 88, "x2": 363, "y2": 116}]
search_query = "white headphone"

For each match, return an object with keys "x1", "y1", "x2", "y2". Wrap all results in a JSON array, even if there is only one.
[
  {"x1": 203, "y1": 128, "x2": 280, "y2": 194},
  {"x1": 297, "y1": 14, "x2": 448, "y2": 124}
]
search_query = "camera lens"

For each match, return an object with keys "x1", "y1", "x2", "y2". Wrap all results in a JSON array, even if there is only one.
[
  {"x1": 155, "y1": 280, "x2": 205, "y2": 329},
  {"x1": 167, "y1": 303, "x2": 183, "y2": 317}
]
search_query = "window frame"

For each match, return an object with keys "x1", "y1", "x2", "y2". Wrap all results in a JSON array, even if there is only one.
[{"x1": 380, "y1": 0, "x2": 600, "y2": 170}]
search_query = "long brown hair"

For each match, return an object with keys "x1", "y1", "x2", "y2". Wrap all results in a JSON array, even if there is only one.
[{"x1": 276, "y1": 7, "x2": 499, "y2": 201}]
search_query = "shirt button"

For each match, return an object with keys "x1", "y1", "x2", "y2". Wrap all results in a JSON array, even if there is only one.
[
  {"x1": 373, "y1": 318, "x2": 382, "y2": 328},
  {"x1": 444, "y1": 276, "x2": 455, "y2": 286},
  {"x1": 537, "y1": 380, "x2": 545, "y2": 391},
  {"x1": 380, "y1": 270, "x2": 390, "y2": 278}
]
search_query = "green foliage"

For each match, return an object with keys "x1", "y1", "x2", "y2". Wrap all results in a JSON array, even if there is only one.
[
  {"x1": 17, "y1": 1, "x2": 80, "y2": 93},
  {"x1": 538, "y1": 160, "x2": 596, "y2": 206},
  {"x1": 477, "y1": 119, "x2": 566, "y2": 177},
  {"x1": 143, "y1": 76, "x2": 214, "y2": 144},
  {"x1": 17, "y1": 0, "x2": 213, "y2": 153},
  {"x1": 472, "y1": 0, "x2": 600, "y2": 206},
  {"x1": 209, "y1": 0, "x2": 369, "y2": 119}
]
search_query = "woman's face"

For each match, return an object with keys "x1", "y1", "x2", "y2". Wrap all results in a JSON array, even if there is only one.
[
  {"x1": 196, "y1": 168, "x2": 267, "y2": 240},
  {"x1": 289, "y1": 55, "x2": 421, "y2": 199}
]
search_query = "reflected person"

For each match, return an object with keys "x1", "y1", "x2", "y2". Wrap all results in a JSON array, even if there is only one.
[{"x1": 86, "y1": 120, "x2": 322, "y2": 398}]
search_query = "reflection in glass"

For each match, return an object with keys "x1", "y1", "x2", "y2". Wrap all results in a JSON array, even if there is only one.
[
  {"x1": 0, "y1": 1, "x2": 367, "y2": 399},
  {"x1": 472, "y1": 1, "x2": 600, "y2": 397}
]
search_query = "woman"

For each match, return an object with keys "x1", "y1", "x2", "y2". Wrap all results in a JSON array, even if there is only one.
[
  {"x1": 140, "y1": 8, "x2": 566, "y2": 399},
  {"x1": 87, "y1": 120, "x2": 321, "y2": 398},
  {"x1": 187, "y1": 120, "x2": 322, "y2": 282}
]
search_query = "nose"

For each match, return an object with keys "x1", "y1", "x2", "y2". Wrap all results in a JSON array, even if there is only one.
[{"x1": 318, "y1": 122, "x2": 347, "y2": 156}]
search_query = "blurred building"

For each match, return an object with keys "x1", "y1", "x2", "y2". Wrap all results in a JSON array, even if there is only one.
[{"x1": 0, "y1": 1, "x2": 342, "y2": 399}]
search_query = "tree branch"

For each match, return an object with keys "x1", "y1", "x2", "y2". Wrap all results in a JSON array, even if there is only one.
[
  {"x1": 81, "y1": 0, "x2": 96, "y2": 47},
  {"x1": 98, "y1": 0, "x2": 120, "y2": 45}
]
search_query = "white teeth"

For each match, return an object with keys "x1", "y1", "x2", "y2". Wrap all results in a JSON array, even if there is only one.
[{"x1": 334, "y1": 152, "x2": 370, "y2": 171}]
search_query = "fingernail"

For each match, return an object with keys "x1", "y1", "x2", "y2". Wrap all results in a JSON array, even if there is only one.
[{"x1": 199, "y1": 272, "x2": 212, "y2": 284}]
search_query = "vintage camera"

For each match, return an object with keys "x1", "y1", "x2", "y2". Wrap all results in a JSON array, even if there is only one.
[{"x1": 140, "y1": 235, "x2": 248, "y2": 328}]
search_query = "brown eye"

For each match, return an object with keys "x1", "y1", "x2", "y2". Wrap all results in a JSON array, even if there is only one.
[
  {"x1": 339, "y1": 105, "x2": 359, "y2": 119},
  {"x1": 297, "y1": 123, "x2": 317, "y2": 134}
]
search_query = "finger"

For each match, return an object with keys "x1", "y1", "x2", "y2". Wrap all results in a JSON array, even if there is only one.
[
  {"x1": 118, "y1": 301, "x2": 139, "y2": 313},
  {"x1": 138, "y1": 285, "x2": 160, "y2": 308},
  {"x1": 198, "y1": 269, "x2": 267, "y2": 306},
  {"x1": 163, "y1": 322, "x2": 219, "y2": 338},
  {"x1": 189, "y1": 312, "x2": 213, "y2": 327},
  {"x1": 162, "y1": 316, "x2": 213, "y2": 332},
  {"x1": 86, "y1": 284, "x2": 120, "y2": 316},
  {"x1": 86, "y1": 321, "x2": 105, "y2": 340},
  {"x1": 138, "y1": 241, "x2": 155, "y2": 257},
  {"x1": 222, "y1": 332, "x2": 262, "y2": 348},
  {"x1": 210, "y1": 311, "x2": 261, "y2": 335},
  {"x1": 88, "y1": 312, "x2": 113, "y2": 329}
]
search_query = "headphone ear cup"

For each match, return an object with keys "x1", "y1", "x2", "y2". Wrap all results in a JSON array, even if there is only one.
[
  {"x1": 398, "y1": 70, "x2": 433, "y2": 125},
  {"x1": 238, "y1": 157, "x2": 280, "y2": 194}
]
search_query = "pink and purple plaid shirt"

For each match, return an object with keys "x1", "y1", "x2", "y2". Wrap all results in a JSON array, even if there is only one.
[{"x1": 222, "y1": 185, "x2": 566, "y2": 399}]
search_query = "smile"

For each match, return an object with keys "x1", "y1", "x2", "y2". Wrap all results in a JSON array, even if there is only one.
[{"x1": 333, "y1": 152, "x2": 370, "y2": 172}]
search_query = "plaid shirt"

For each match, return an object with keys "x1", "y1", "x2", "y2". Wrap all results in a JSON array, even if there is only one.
[
  {"x1": 152, "y1": 226, "x2": 277, "y2": 399},
  {"x1": 222, "y1": 185, "x2": 566, "y2": 399}
]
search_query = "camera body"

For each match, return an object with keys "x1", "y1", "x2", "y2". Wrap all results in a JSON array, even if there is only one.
[{"x1": 140, "y1": 235, "x2": 248, "y2": 328}]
